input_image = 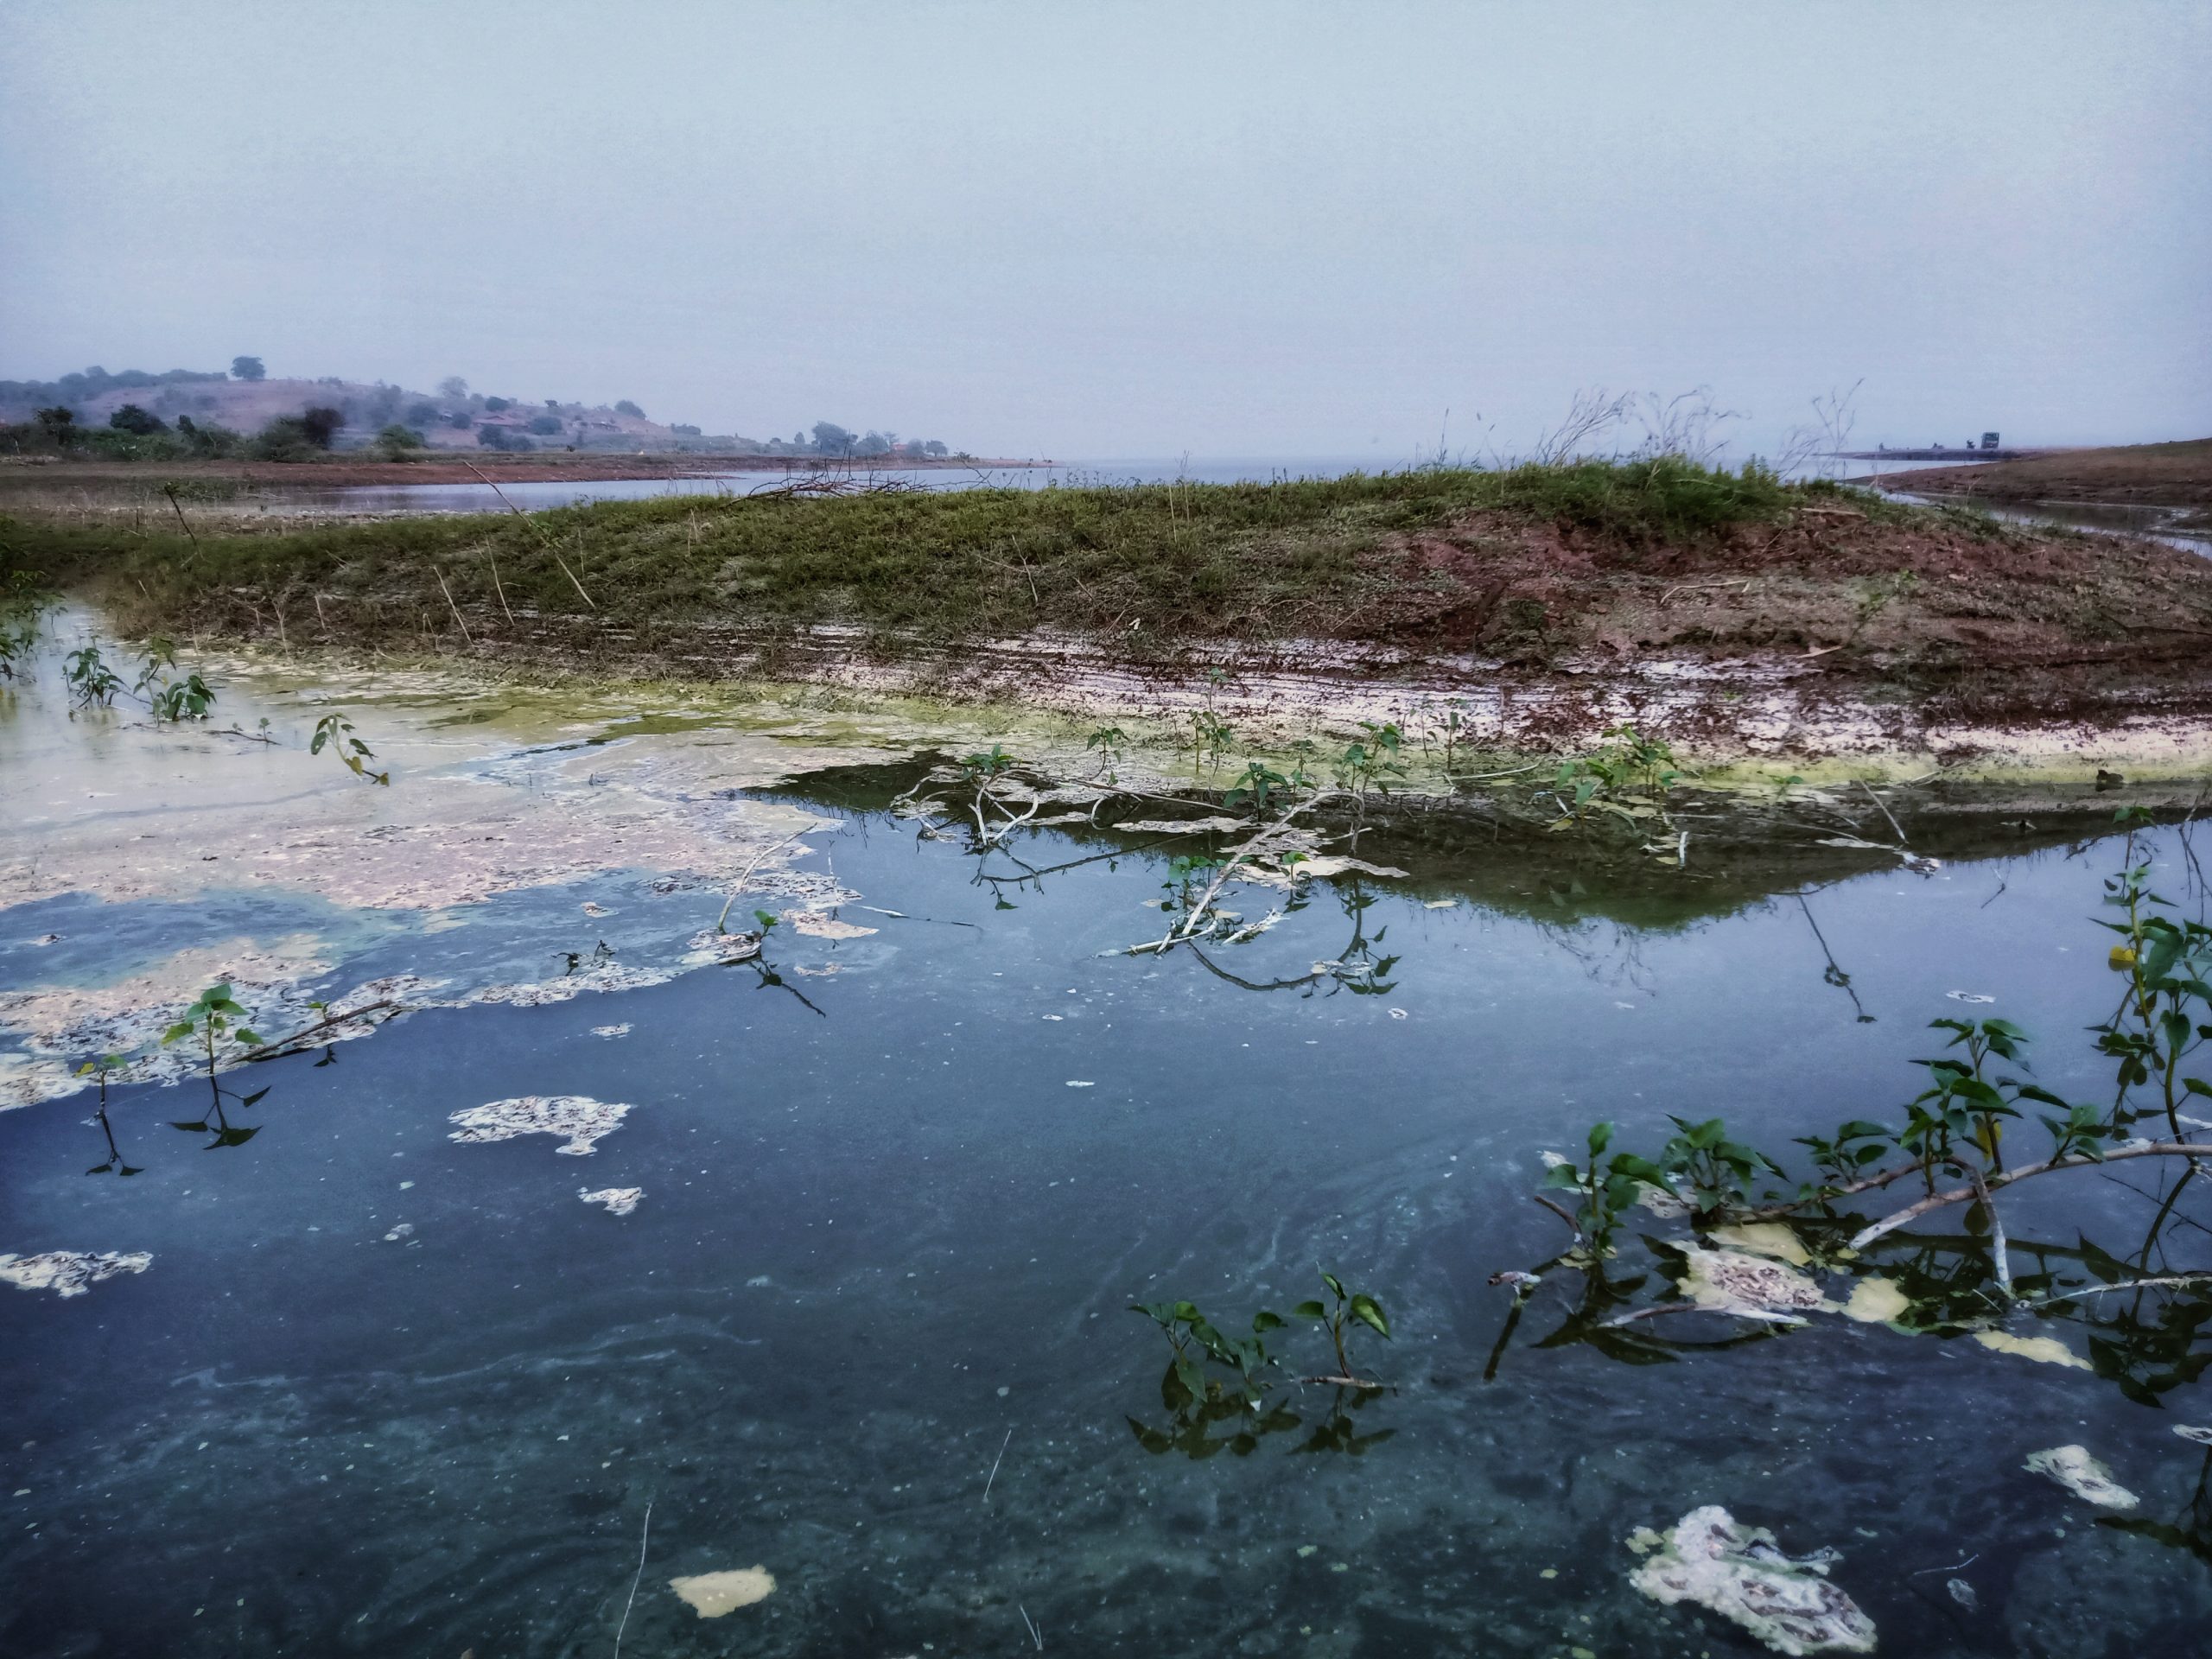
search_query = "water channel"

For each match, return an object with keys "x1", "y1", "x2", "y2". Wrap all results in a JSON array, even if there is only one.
[{"x1": 3, "y1": 640, "x2": 2209, "y2": 1657}]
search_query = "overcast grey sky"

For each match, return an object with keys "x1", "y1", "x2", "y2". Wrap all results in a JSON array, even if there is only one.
[{"x1": 3, "y1": 2, "x2": 2207, "y2": 460}]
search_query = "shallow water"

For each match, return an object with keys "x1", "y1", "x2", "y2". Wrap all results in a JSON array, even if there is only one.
[
  {"x1": 243, "y1": 456, "x2": 1392, "y2": 518},
  {"x1": 4, "y1": 655, "x2": 2212, "y2": 1657}
]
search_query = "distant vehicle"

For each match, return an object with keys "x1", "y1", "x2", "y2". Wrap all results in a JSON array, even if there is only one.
[{"x1": 1980, "y1": 431, "x2": 2000, "y2": 450}]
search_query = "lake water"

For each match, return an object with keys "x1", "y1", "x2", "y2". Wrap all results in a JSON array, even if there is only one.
[
  {"x1": 3, "y1": 651, "x2": 2210, "y2": 1657},
  {"x1": 250, "y1": 457, "x2": 1396, "y2": 518}
]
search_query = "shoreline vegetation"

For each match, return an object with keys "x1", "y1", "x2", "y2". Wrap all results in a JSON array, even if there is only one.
[{"x1": 9, "y1": 456, "x2": 2212, "y2": 778}]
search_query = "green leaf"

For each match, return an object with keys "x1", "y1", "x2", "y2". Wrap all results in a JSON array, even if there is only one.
[
  {"x1": 1292, "y1": 1300, "x2": 1327, "y2": 1319},
  {"x1": 1251, "y1": 1310, "x2": 1285, "y2": 1333},
  {"x1": 1319, "y1": 1272, "x2": 1345, "y2": 1300},
  {"x1": 1586, "y1": 1121, "x2": 1615, "y2": 1156},
  {"x1": 1541, "y1": 1163, "x2": 1585, "y2": 1191},
  {"x1": 1349, "y1": 1294, "x2": 1391, "y2": 1340},
  {"x1": 160, "y1": 1021, "x2": 195, "y2": 1046},
  {"x1": 1173, "y1": 1355, "x2": 1207, "y2": 1403}
]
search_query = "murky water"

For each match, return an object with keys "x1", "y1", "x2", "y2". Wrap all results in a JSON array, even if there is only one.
[{"x1": 4, "y1": 646, "x2": 2211, "y2": 1657}]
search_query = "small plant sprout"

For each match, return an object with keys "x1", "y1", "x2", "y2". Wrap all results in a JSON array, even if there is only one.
[
  {"x1": 76, "y1": 1053, "x2": 142, "y2": 1177},
  {"x1": 1334, "y1": 721, "x2": 1407, "y2": 837},
  {"x1": 64, "y1": 645, "x2": 125, "y2": 709},
  {"x1": 133, "y1": 637, "x2": 177, "y2": 695},
  {"x1": 149, "y1": 671, "x2": 217, "y2": 722},
  {"x1": 1435, "y1": 698, "x2": 1471, "y2": 776},
  {"x1": 311, "y1": 712, "x2": 391, "y2": 785},
  {"x1": 163, "y1": 983, "x2": 264, "y2": 1075},
  {"x1": 1543, "y1": 723, "x2": 1682, "y2": 836},
  {"x1": 1540, "y1": 1120, "x2": 1670, "y2": 1255},
  {"x1": 134, "y1": 636, "x2": 218, "y2": 721},
  {"x1": 1224, "y1": 760, "x2": 1293, "y2": 817},
  {"x1": 1292, "y1": 1272, "x2": 1392, "y2": 1387},
  {"x1": 1085, "y1": 724, "x2": 1129, "y2": 780},
  {"x1": 1128, "y1": 1299, "x2": 1287, "y2": 1411},
  {"x1": 1190, "y1": 667, "x2": 1236, "y2": 778},
  {"x1": 161, "y1": 984, "x2": 270, "y2": 1148}
]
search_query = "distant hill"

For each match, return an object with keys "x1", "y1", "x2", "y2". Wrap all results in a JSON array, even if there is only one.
[{"x1": 0, "y1": 364, "x2": 957, "y2": 460}]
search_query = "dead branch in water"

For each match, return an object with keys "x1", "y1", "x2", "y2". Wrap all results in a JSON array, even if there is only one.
[
  {"x1": 243, "y1": 999, "x2": 404, "y2": 1060},
  {"x1": 1847, "y1": 1143, "x2": 2212, "y2": 1251}
]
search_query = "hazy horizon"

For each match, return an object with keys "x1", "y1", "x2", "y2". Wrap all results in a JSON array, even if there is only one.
[{"x1": 3, "y1": 2, "x2": 2207, "y2": 461}]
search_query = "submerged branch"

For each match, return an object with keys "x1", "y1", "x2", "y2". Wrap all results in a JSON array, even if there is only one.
[{"x1": 1848, "y1": 1143, "x2": 2212, "y2": 1251}]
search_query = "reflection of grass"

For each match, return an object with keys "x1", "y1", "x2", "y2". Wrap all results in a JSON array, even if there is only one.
[{"x1": 10, "y1": 460, "x2": 1809, "y2": 652}]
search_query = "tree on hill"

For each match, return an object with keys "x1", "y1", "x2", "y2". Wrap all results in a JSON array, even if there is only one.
[
  {"x1": 810, "y1": 421, "x2": 856, "y2": 456},
  {"x1": 231, "y1": 356, "x2": 266, "y2": 382},
  {"x1": 614, "y1": 399, "x2": 645, "y2": 419},
  {"x1": 109, "y1": 404, "x2": 167, "y2": 435},
  {"x1": 438, "y1": 376, "x2": 469, "y2": 401}
]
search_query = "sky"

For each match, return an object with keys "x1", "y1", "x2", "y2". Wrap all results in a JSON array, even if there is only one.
[{"x1": 3, "y1": 2, "x2": 2208, "y2": 461}]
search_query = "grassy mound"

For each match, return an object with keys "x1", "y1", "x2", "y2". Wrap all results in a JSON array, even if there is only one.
[{"x1": 7, "y1": 461, "x2": 2210, "y2": 685}]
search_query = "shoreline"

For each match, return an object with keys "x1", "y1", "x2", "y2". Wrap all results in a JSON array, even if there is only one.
[{"x1": 0, "y1": 452, "x2": 1055, "y2": 491}]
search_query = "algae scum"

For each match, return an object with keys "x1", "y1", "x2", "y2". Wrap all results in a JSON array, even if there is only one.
[{"x1": 4, "y1": 660, "x2": 2212, "y2": 1657}]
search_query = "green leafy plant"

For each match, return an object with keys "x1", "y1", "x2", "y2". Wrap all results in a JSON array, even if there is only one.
[
  {"x1": 311, "y1": 712, "x2": 390, "y2": 785},
  {"x1": 0, "y1": 575, "x2": 53, "y2": 683},
  {"x1": 64, "y1": 645, "x2": 124, "y2": 708},
  {"x1": 1541, "y1": 1120, "x2": 1669, "y2": 1254},
  {"x1": 1224, "y1": 760, "x2": 1292, "y2": 817},
  {"x1": 1334, "y1": 721, "x2": 1407, "y2": 840},
  {"x1": 1433, "y1": 698, "x2": 1471, "y2": 776},
  {"x1": 2094, "y1": 812, "x2": 2212, "y2": 1138},
  {"x1": 1128, "y1": 1298, "x2": 1287, "y2": 1411},
  {"x1": 1292, "y1": 1271, "x2": 1392, "y2": 1385},
  {"x1": 1085, "y1": 724, "x2": 1128, "y2": 780},
  {"x1": 1545, "y1": 723, "x2": 1681, "y2": 831},
  {"x1": 161, "y1": 984, "x2": 270, "y2": 1149},
  {"x1": 75, "y1": 1052, "x2": 142, "y2": 1177},
  {"x1": 149, "y1": 670, "x2": 216, "y2": 721},
  {"x1": 1657, "y1": 1116, "x2": 1787, "y2": 1214}
]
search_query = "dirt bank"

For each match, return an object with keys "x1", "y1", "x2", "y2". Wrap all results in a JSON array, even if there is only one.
[
  {"x1": 10, "y1": 462, "x2": 2212, "y2": 770},
  {"x1": 1867, "y1": 439, "x2": 2212, "y2": 513}
]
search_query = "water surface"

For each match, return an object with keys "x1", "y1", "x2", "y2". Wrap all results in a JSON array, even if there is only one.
[{"x1": 3, "y1": 678, "x2": 2210, "y2": 1658}]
